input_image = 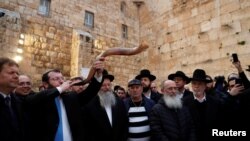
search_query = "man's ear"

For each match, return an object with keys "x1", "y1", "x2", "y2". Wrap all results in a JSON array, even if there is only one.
[
  {"x1": 43, "y1": 82, "x2": 49, "y2": 89},
  {"x1": 161, "y1": 88, "x2": 164, "y2": 93}
]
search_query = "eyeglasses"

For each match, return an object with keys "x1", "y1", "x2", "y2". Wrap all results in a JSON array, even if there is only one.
[
  {"x1": 19, "y1": 82, "x2": 31, "y2": 86},
  {"x1": 49, "y1": 77, "x2": 64, "y2": 81},
  {"x1": 166, "y1": 87, "x2": 177, "y2": 91}
]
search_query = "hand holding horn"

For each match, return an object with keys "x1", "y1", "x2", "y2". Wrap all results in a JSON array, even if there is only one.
[{"x1": 75, "y1": 41, "x2": 149, "y2": 85}]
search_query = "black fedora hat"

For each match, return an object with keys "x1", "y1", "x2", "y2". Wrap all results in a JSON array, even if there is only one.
[
  {"x1": 190, "y1": 69, "x2": 210, "y2": 83},
  {"x1": 168, "y1": 71, "x2": 190, "y2": 84},
  {"x1": 103, "y1": 69, "x2": 114, "y2": 82},
  {"x1": 246, "y1": 65, "x2": 250, "y2": 72},
  {"x1": 72, "y1": 69, "x2": 114, "y2": 85},
  {"x1": 206, "y1": 75, "x2": 213, "y2": 83},
  {"x1": 135, "y1": 69, "x2": 156, "y2": 81}
]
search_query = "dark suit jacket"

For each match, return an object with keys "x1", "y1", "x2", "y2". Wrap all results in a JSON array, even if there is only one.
[
  {"x1": 149, "y1": 91, "x2": 162, "y2": 103},
  {"x1": 183, "y1": 89, "x2": 193, "y2": 98},
  {"x1": 239, "y1": 71, "x2": 250, "y2": 89},
  {"x1": 183, "y1": 94, "x2": 221, "y2": 141},
  {"x1": 82, "y1": 95, "x2": 128, "y2": 141},
  {"x1": 26, "y1": 77, "x2": 101, "y2": 141},
  {"x1": 221, "y1": 87, "x2": 250, "y2": 133},
  {"x1": 0, "y1": 94, "x2": 30, "y2": 141}
]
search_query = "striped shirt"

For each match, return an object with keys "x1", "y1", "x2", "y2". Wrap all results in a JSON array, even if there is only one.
[{"x1": 128, "y1": 104, "x2": 150, "y2": 141}]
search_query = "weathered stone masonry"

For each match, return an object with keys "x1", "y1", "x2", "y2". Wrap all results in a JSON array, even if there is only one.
[{"x1": 1, "y1": 0, "x2": 250, "y2": 90}]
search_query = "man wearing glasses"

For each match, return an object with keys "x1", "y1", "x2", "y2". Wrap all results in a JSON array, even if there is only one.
[{"x1": 26, "y1": 57, "x2": 105, "y2": 141}]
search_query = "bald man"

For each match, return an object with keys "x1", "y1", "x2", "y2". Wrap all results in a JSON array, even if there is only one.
[
  {"x1": 14, "y1": 75, "x2": 35, "y2": 97},
  {"x1": 149, "y1": 80, "x2": 196, "y2": 141}
]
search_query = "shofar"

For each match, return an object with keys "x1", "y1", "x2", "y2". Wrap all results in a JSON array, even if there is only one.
[
  {"x1": 75, "y1": 41, "x2": 149, "y2": 85},
  {"x1": 97, "y1": 40, "x2": 148, "y2": 58}
]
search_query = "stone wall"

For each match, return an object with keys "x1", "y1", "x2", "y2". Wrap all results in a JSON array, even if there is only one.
[
  {"x1": 0, "y1": 8, "x2": 21, "y2": 62},
  {"x1": 1, "y1": 0, "x2": 250, "y2": 90},
  {"x1": 0, "y1": 0, "x2": 141, "y2": 90},
  {"x1": 139, "y1": 0, "x2": 250, "y2": 86}
]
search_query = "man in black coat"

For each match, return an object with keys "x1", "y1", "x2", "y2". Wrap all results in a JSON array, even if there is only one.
[
  {"x1": 0, "y1": 57, "x2": 30, "y2": 141},
  {"x1": 220, "y1": 61, "x2": 250, "y2": 138},
  {"x1": 82, "y1": 70, "x2": 128, "y2": 141},
  {"x1": 26, "y1": 58, "x2": 105, "y2": 141},
  {"x1": 149, "y1": 80, "x2": 196, "y2": 141},
  {"x1": 135, "y1": 69, "x2": 161, "y2": 103},
  {"x1": 168, "y1": 71, "x2": 193, "y2": 99},
  {"x1": 183, "y1": 69, "x2": 221, "y2": 141}
]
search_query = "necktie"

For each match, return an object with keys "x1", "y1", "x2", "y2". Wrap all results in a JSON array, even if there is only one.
[
  {"x1": 55, "y1": 97, "x2": 63, "y2": 141},
  {"x1": 5, "y1": 96, "x2": 12, "y2": 108},
  {"x1": 5, "y1": 96, "x2": 18, "y2": 128}
]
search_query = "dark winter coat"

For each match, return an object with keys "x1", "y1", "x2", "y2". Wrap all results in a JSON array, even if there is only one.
[{"x1": 149, "y1": 98, "x2": 196, "y2": 141}]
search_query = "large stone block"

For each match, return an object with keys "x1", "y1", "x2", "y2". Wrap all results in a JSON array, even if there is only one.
[
  {"x1": 168, "y1": 18, "x2": 178, "y2": 27},
  {"x1": 232, "y1": 6, "x2": 250, "y2": 21},
  {"x1": 208, "y1": 29, "x2": 219, "y2": 41},
  {"x1": 220, "y1": 1, "x2": 240, "y2": 15},
  {"x1": 1, "y1": 0, "x2": 250, "y2": 89},
  {"x1": 201, "y1": 20, "x2": 212, "y2": 32},
  {"x1": 191, "y1": 8, "x2": 198, "y2": 17}
]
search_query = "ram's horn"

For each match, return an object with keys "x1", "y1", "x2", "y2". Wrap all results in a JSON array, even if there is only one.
[
  {"x1": 74, "y1": 41, "x2": 149, "y2": 85},
  {"x1": 97, "y1": 40, "x2": 148, "y2": 58}
]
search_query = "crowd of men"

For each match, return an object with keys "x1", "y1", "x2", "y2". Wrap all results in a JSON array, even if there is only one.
[{"x1": 0, "y1": 56, "x2": 250, "y2": 141}]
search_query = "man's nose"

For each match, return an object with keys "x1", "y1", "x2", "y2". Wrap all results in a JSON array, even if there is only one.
[{"x1": 13, "y1": 73, "x2": 19, "y2": 79}]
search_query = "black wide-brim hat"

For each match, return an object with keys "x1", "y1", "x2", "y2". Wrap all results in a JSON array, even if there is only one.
[
  {"x1": 168, "y1": 71, "x2": 191, "y2": 84},
  {"x1": 72, "y1": 69, "x2": 114, "y2": 85},
  {"x1": 103, "y1": 69, "x2": 114, "y2": 82},
  {"x1": 205, "y1": 75, "x2": 213, "y2": 83},
  {"x1": 190, "y1": 69, "x2": 210, "y2": 83},
  {"x1": 246, "y1": 65, "x2": 250, "y2": 72},
  {"x1": 135, "y1": 69, "x2": 156, "y2": 81}
]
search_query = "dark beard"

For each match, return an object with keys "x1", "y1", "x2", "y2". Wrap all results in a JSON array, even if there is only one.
[
  {"x1": 143, "y1": 86, "x2": 150, "y2": 92},
  {"x1": 47, "y1": 83, "x2": 54, "y2": 89}
]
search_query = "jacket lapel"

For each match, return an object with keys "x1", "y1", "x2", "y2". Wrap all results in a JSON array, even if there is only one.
[{"x1": 94, "y1": 97, "x2": 113, "y2": 128}]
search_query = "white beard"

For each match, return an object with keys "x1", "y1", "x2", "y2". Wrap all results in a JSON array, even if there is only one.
[
  {"x1": 163, "y1": 95, "x2": 182, "y2": 109},
  {"x1": 98, "y1": 90, "x2": 116, "y2": 108}
]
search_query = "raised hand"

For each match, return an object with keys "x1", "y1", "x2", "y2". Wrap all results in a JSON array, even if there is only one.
[
  {"x1": 93, "y1": 57, "x2": 105, "y2": 78},
  {"x1": 59, "y1": 80, "x2": 73, "y2": 93},
  {"x1": 229, "y1": 84, "x2": 244, "y2": 96},
  {"x1": 232, "y1": 61, "x2": 243, "y2": 73}
]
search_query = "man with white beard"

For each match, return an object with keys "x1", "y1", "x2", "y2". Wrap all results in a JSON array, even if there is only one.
[
  {"x1": 82, "y1": 69, "x2": 128, "y2": 141},
  {"x1": 168, "y1": 71, "x2": 192, "y2": 99},
  {"x1": 98, "y1": 85, "x2": 116, "y2": 109},
  {"x1": 161, "y1": 80, "x2": 182, "y2": 109},
  {"x1": 149, "y1": 80, "x2": 196, "y2": 141}
]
